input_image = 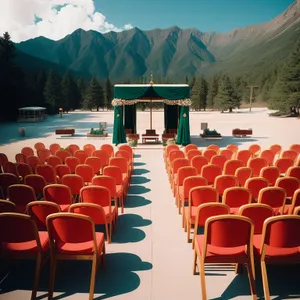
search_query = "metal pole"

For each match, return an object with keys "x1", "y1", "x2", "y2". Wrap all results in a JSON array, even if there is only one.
[{"x1": 150, "y1": 99, "x2": 153, "y2": 130}]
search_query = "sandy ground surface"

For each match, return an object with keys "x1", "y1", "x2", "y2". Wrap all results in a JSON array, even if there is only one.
[{"x1": 0, "y1": 108, "x2": 300, "y2": 300}]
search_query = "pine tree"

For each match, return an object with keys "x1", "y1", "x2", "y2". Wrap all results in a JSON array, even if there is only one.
[
  {"x1": 191, "y1": 79, "x2": 200, "y2": 110},
  {"x1": 61, "y1": 72, "x2": 72, "y2": 112},
  {"x1": 44, "y1": 70, "x2": 62, "y2": 114},
  {"x1": 234, "y1": 76, "x2": 248, "y2": 106},
  {"x1": 214, "y1": 74, "x2": 240, "y2": 112},
  {"x1": 77, "y1": 77, "x2": 87, "y2": 108},
  {"x1": 199, "y1": 77, "x2": 208, "y2": 110},
  {"x1": 83, "y1": 77, "x2": 104, "y2": 111},
  {"x1": 269, "y1": 39, "x2": 300, "y2": 113},
  {"x1": 207, "y1": 74, "x2": 219, "y2": 109},
  {"x1": 35, "y1": 70, "x2": 47, "y2": 107},
  {"x1": 104, "y1": 78, "x2": 113, "y2": 110}
]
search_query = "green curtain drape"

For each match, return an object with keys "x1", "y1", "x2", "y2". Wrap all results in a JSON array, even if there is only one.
[
  {"x1": 114, "y1": 85, "x2": 190, "y2": 100},
  {"x1": 176, "y1": 106, "x2": 191, "y2": 146},
  {"x1": 112, "y1": 106, "x2": 126, "y2": 145}
]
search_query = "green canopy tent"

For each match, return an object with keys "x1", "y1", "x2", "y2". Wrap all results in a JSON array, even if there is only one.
[{"x1": 112, "y1": 83, "x2": 191, "y2": 146}]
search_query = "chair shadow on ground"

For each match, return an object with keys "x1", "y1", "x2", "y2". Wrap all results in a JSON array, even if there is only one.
[
  {"x1": 132, "y1": 169, "x2": 150, "y2": 176},
  {"x1": 190, "y1": 135, "x2": 268, "y2": 148},
  {"x1": 133, "y1": 162, "x2": 146, "y2": 167},
  {"x1": 130, "y1": 176, "x2": 151, "y2": 185},
  {"x1": 112, "y1": 213, "x2": 152, "y2": 243},
  {"x1": 208, "y1": 264, "x2": 300, "y2": 300},
  {"x1": 134, "y1": 154, "x2": 141, "y2": 159},
  {"x1": 0, "y1": 253, "x2": 152, "y2": 300},
  {"x1": 125, "y1": 195, "x2": 152, "y2": 208},
  {"x1": 128, "y1": 185, "x2": 151, "y2": 195}
]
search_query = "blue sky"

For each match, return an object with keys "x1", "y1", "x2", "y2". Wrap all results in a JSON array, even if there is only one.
[{"x1": 95, "y1": 0, "x2": 295, "y2": 32}]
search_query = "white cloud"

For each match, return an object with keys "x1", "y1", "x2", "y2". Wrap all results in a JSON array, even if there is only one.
[{"x1": 0, "y1": 0, "x2": 133, "y2": 42}]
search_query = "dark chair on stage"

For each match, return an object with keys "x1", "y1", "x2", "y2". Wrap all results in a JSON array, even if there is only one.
[
  {"x1": 162, "y1": 128, "x2": 177, "y2": 144},
  {"x1": 125, "y1": 129, "x2": 140, "y2": 142},
  {"x1": 142, "y1": 129, "x2": 159, "y2": 144}
]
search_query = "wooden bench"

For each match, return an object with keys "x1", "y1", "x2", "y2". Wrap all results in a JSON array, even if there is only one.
[
  {"x1": 232, "y1": 128, "x2": 253, "y2": 137},
  {"x1": 142, "y1": 136, "x2": 159, "y2": 144},
  {"x1": 55, "y1": 128, "x2": 75, "y2": 136}
]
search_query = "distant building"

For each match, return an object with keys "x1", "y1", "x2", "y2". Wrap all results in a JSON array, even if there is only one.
[{"x1": 18, "y1": 107, "x2": 47, "y2": 122}]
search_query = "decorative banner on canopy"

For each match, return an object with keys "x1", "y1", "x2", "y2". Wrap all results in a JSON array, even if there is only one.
[{"x1": 112, "y1": 98, "x2": 191, "y2": 106}]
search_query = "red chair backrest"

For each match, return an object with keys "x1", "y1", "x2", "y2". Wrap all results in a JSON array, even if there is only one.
[
  {"x1": 245, "y1": 177, "x2": 269, "y2": 200},
  {"x1": 92, "y1": 150, "x2": 109, "y2": 167},
  {"x1": 214, "y1": 175, "x2": 238, "y2": 195},
  {"x1": 177, "y1": 167, "x2": 197, "y2": 185},
  {"x1": 223, "y1": 187, "x2": 251, "y2": 208},
  {"x1": 118, "y1": 145, "x2": 134, "y2": 158},
  {"x1": 248, "y1": 158, "x2": 268, "y2": 177},
  {"x1": 260, "y1": 150, "x2": 275, "y2": 166},
  {"x1": 207, "y1": 144, "x2": 220, "y2": 153},
  {"x1": 21, "y1": 147, "x2": 34, "y2": 158},
  {"x1": 3, "y1": 162, "x2": 18, "y2": 177},
  {"x1": 36, "y1": 165, "x2": 57, "y2": 183},
  {"x1": 49, "y1": 144, "x2": 61, "y2": 156},
  {"x1": 186, "y1": 150, "x2": 202, "y2": 162},
  {"x1": 236, "y1": 150, "x2": 253, "y2": 165},
  {"x1": 69, "y1": 203, "x2": 106, "y2": 224},
  {"x1": 43, "y1": 184, "x2": 72, "y2": 205},
  {"x1": 203, "y1": 149, "x2": 218, "y2": 161},
  {"x1": 55, "y1": 150, "x2": 71, "y2": 164},
  {"x1": 15, "y1": 153, "x2": 26, "y2": 163},
  {"x1": 101, "y1": 144, "x2": 115, "y2": 158},
  {"x1": 0, "y1": 200, "x2": 16, "y2": 213},
  {"x1": 275, "y1": 177, "x2": 300, "y2": 198},
  {"x1": 61, "y1": 174, "x2": 85, "y2": 195},
  {"x1": 0, "y1": 173, "x2": 18, "y2": 198},
  {"x1": 92, "y1": 175, "x2": 117, "y2": 198},
  {"x1": 219, "y1": 149, "x2": 233, "y2": 160},
  {"x1": 75, "y1": 164, "x2": 94, "y2": 183},
  {"x1": 26, "y1": 155, "x2": 41, "y2": 173},
  {"x1": 16, "y1": 163, "x2": 33, "y2": 179},
  {"x1": 8, "y1": 184, "x2": 36, "y2": 208},
  {"x1": 74, "y1": 150, "x2": 88, "y2": 164},
  {"x1": 184, "y1": 144, "x2": 198, "y2": 154},
  {"x1": 269, "y1": 144, "x2": 282, "y2": 155},
  {"x1": 275, "y1": 158, "x2": 294, "y2": 174},
  {"x1": 223, "y1": 159, "x2": 244, "y2": 175},
  {"x1": 169, "y1": 150, "x2": 185, "y2": 164},
  {"x1": 287, "y1": 167, "x2": 300, "y2": 180},
  {"x1": 103, "y1": 166, "x2": 123, "y2": 185},
  {"x1": 260, "y1": 166, "x2": 280, "y2": 186},
  {"x1": 290, "y1": 144, "x2": 300, "y2": 154},
  {"x1": 258, "y1": 187, "x2": 286, "y2": 211},
  {"x1": 47, "y1": 156, "x2": 62, "y2": 169},
  {"x1": 281, "y1": 150, "x2": 299, "y2": 161},
  {"x1": 80, "y1": 186, "x2": 111, "y2": 209},
  {"x1": 37, "y1": 148, "x2": 51, "y2": 164},
  {"x1": 235, "y1": 167, "x2": 253, "y2": 186},
  {"x1": 83, "y1": 144, "x2": 96, "y2": 157},
  {"x1": 191, "y1": 156, "x2": 209, "y2": 175},
  {"x1": 189, "y1": 186, "x2": 218, "y2": 207},
  {"x1": 201, "y1": 164, "x2": 222, "y2": 185},
  {"x1": 172, "y1": 158, "x2": 190, "y2": 174},
  {"x1": 85, "y1": 157, "x2": 102, "y2": 174},
  {"x1": 182, "y1": 176, "x2": 207, "y2": 199},
  {"x1": 109, "y1": 157, "x2": 128, "y2": 174},
  {"x1": 67, "y1": 144, "x2": 80, "y2": 155},
  {"x1": 65, "y1": 156, "x2": 80, "y2": 173},
  {"x1": 34, "y1": 142, "x2": 46, "y2": 152},
  {"x1": 226, "y1": 144, "x2": 239, "y2": 154},
  {"x1": 196, "y1": 203, "x2": 230, "y2": 227},
  {"x1": 210, "y1": 155, "x2": 227, "y2": 170},
  {"x1": 24, "y1": 174, "x2": 46, "y2": 195},
  {"x1": 248, "y1": 144, "x2": 261, "y2": 156}
]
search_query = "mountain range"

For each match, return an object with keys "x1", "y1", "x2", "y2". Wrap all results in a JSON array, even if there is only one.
[{"x1": 15, "y1": 0, "x2": 300, "y2": 82}]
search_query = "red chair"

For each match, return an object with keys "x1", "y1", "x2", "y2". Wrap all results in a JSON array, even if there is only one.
[
  {"x1": 80, "y1": 186, "x2": 117, "y2": 239},
  {"x1": 258, "y1": 187, "x2": 286, "y2": 215},
  {"x1": 191, "y1": 203, "x2": 230, "y2": 248},
  {"x1": 259, "y1": 150, "x2": 275, "y2": 166},
  {"x1": 43, "y1": 184, "x2": 72, "y2": 211},
  {"x1": 290, "y1": 144, "x2": 300, "y2": 154},
  {"x1": 67, "y1": 144, "x2": 80, "y2": 155},
  {"x1": 36, "y1": 164, "x2": 57, "y2": 184},
  {"x1": 0, "y1": 173, "x2": 18, "y2": 199},
  {"x1": 245, "y1": 177, "x2": 269, "y2": 201},
  {"x1": 275, "y1": 157, "x2": 294, "y2": 174},
  {"x1": 37, "y1": 148, "x2": 51, "y2": 164},
  {"x1": 109, "y1": 157, "x2": 130, "y2": 185},
  {"x1": 200, "y1": 164, "x2": 222, "y2": 185},
  {"x1": 15, "y1": 153, "x2": 26, "y2": 163},
  {"x1": 164, "y1": 144, "x2": 180, "y2": 165},
  {"x1": 0, "y1": 153, "x2": 8, "y2": 173},
  {"x1": 207, "y1": 144, "x2": 220, "y2": 153},
  {"x1": 281, "y1": 150, "x2": 299, "y2": 161},
  {"x1": 203, "y1": 149, "x2": 217, "y2": 161},
  {"x1": 16, "y1": 163, "x2": 32, "y2": 181},
  {"x1": 191, "y1": 156, "x2": 208, "y2": 175},
  {"x1": 186, "y1": 149, "x2": 202, "y2": 162},
  {"x1": 55, "y1": 164, "x2": 71, "y2": 181},
  {"x1": 65, "y1": 156, "x2": 80, "y2": 173},
  {"x1": 275, "y1": 177, "x2": 300, "y2": 199},
  {"x1": 34, "y1": 142, "x2": 46, "y2": 153},
  {"x1": 286, "y1": 166, "x2": 300, "y2": 180},
  {"x1": 92, "y1": 175, "x2": 123, "y2": 214},
  {"x1": 83, "y1": 144, "x2": 96, "y2": 157},
  {"x1": 26, "y1": 155, "x2": 41, "y2": 173},
  {"x1": 179, "y1": 176, "x2": 207, "y2": 217},
  {"x1": 0, "y1": 199, "x2": 16, "y2": 212},
  {"x1": 254, "y1": 216, "x2": 300, "y2": 300},
  {"x1": 169, "y1": 158, "x2": 190, "y2": 187},
  {"x1": 286, "y1": 189, "x2": 300, "y2": 214},
  {"x1": 210, "y1": 155, "x2": 227, "y2": 170},
  {"x1": 223, "y1": 187, "x2": 252, "y2": 214},
  {"x1": 49, "y1": 143, "x2": 61, "y2": 156},
  {"x1": 3, "y1": 161, "x2": 19, "y2": 177},
  {"x1": 101, "y1": 144, "x2": 115, "y2": 158},
  {"x1": 61, "y1": 174, "x2": 85, "y2": 202},
  {"x1": 47, "y1": 156, "x2": 62, "y2": 169},
  {"x1": 75, "y1": 164, "x2": 95, "y2": 185},
  {"x1": 226, "y1": 144, "x2": 239, "y2": 157},
  {"x1": 184, "y1": 144, "x2": 198, "y2": 154},
  {"x1": 236, "y1": 150, "x2": 253, "y2": 165},
  {"x1": 24, "y1": 174, "x2": 46, "y2": 199},
  {"x1": 116, "y1": 150, "x2": 133, "y2": 174},
  {"x1": 235, "y1": 167, "x2": 253, "y2": 186},
  {"x1": 85, "y1": 157, "x2": 102, "y2": 175},
  {"x1": 46, "y1": 213, "x2": 105, "y2": 300},
  {"x1": 238, "y1": 203, "x2": 274, "y2": 234},
  {"x1": 223, "y1": 159, "x2": 244, "y2": 175},
  {"x1": 21, "y1": 147, "x2": 34, "y2": 158},
  {"x1": 55, "y1": 149, "x2": 71, "y2": 164},
  {"x1": 269, "y1": 144, "x2": 282, "y2": 156},
  {"x1": 219, "y1": 149, "x2": 233, "y2": 160},
  {"x1": 8, "y1": 184, "x2": 36, "y2": 213},
  {"x1": 92, "y1": 150, "x2": 109, "y2": 172},
  {"x1": 248, "y1": 144, "x2": 261, "y2": 157},
  {"x1": 118, "y1": 144, "x2": 134, "y2": 161},
  {"x1": 167, "y1": 150, "x2": 185, "y2": 173},
  {"x1": 260, "y1": 166, "x2": 280, "y2": 186},
  {"x1": 74, "y1": 150, "x2": 88, "y2": 164},
  {"x1": 69, "y1": 203, "x2": 112, "y2": 243},
  {"x1": 214, "y1": 175, "x2": 238, "y2": 198},
  {"x1": 184, "y1": 187, "x2": 219, "y2": 243},
  {"x1": 103, "y1": 166, "x2": 128, "y2": 205},
  {"x1": 27, "y1": 201, "x2": 61, "y2": 230},
  {"x1": 194, "y1": 215, "x2": 256, "y2": 300},
  {"x1": 248, "y1": 157, "x2": 268, "y2": 177}
]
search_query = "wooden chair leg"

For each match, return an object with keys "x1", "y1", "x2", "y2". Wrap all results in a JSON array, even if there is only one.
[
  {"x1": 105, "y1": 223, "x2": 111, "y2": 243},
  {"x1": 261, "y1": 261, "x2": 271, "y2": 300},
  {"x1": 48, "y1": 255, "x2": 57, "y2": 300},
  {"x1": 193, "y1": 250, "x2": 197, "y2": 275},
  {"x1": 247, "y1": 261, "x2": 257, "y2": 300},
  {"x1": 89, "y1": 255, "x2": 98, "y2": 300},
  {"x1": 187, "y1": 221, "x2": 191, "y2": 243},
  {"x1": 182, "y1": 209, "x2": 185, "y2": 228},
  {"x1": 199, "y1": 258, "x2": 207, "y2": 300},
  {"x1": 31, "y1": 253, "x2": 42, "y2": 300},
  {"x1": 235, "y1": 263, "x2": 243, "y2": 274}
]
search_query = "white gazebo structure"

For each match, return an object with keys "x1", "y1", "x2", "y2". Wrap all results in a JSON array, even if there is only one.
[{"x1": 18, "y1": 107, "x2": 47, "y2": 122}]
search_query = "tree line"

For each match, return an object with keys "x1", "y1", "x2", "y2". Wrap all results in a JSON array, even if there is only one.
[{"x1": 0, "y1": 32, "x2": 113, "y2": 121}]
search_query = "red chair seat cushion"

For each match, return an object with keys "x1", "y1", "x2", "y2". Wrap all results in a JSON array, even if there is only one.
[
  {"x1": 56, "y1": 232, "x2": 104, "y2": 255},
  {"x1": 184, "y1": 207, "x2": 198, "y2": 222},
  {"x1": 196, "y1": 235, "x2": 248, "y2": 263},
  {"x1": 2, "y1": 231, "x2": 49, "y2": 253},
  {"x1": 103, "y1": 206, "x2": 117, "y2": 222}
]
